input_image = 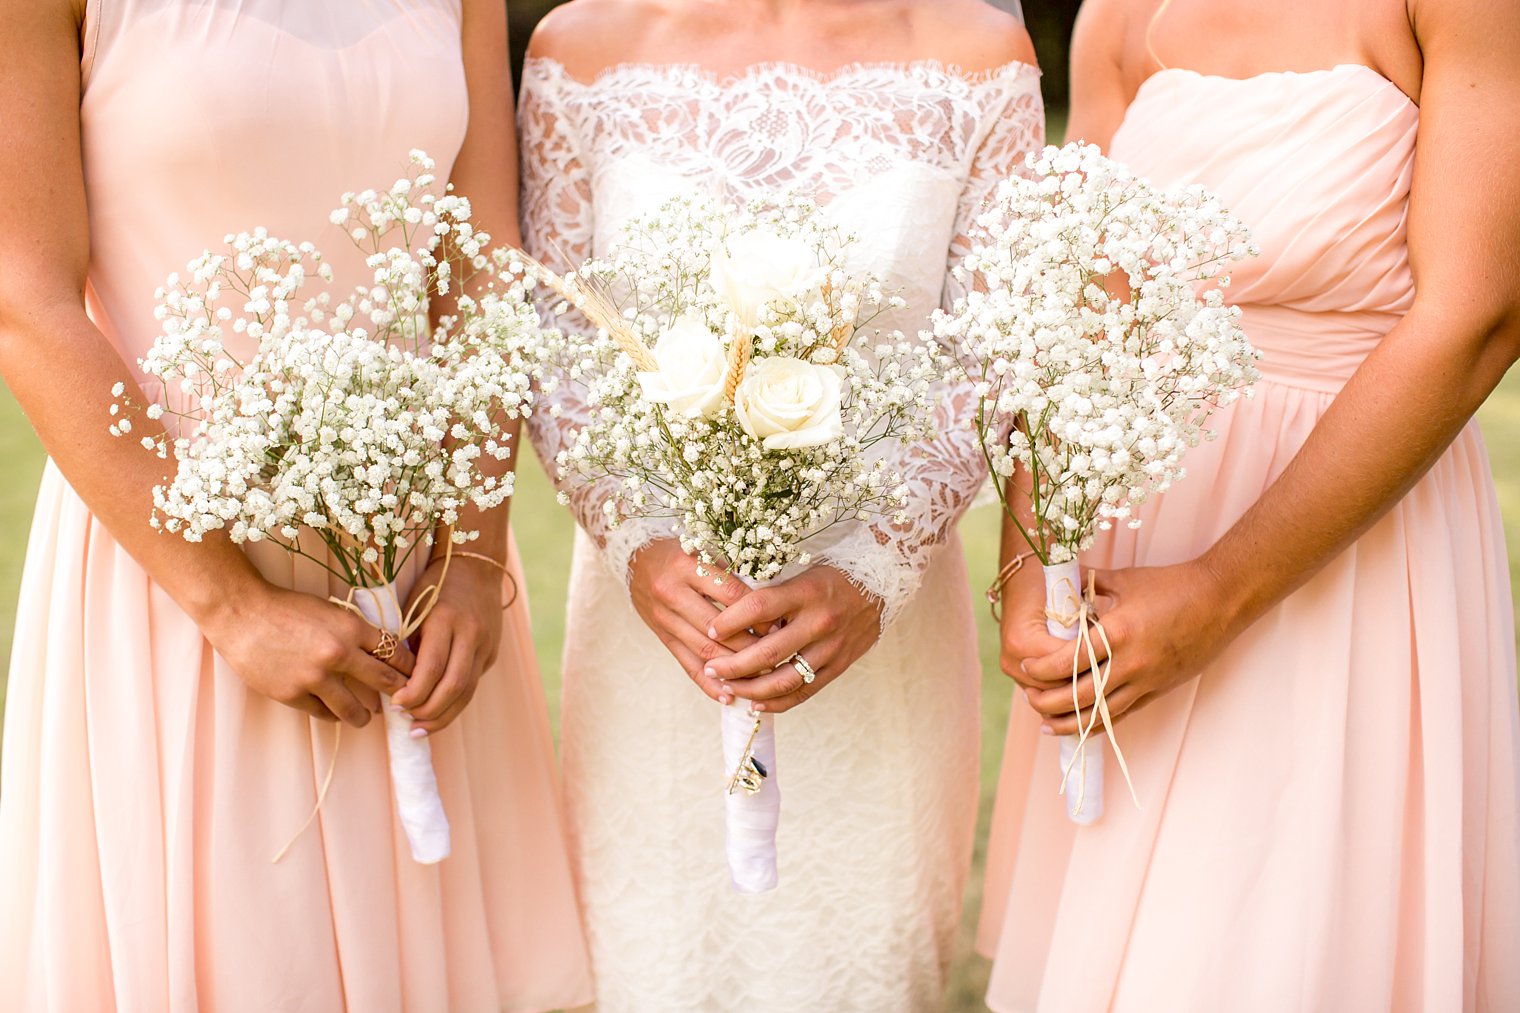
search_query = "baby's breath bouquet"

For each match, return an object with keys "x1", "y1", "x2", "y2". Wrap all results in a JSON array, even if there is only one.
[
  {"x1": 534, "y1": 195, "x2": 944, "y2": 893},
  {"x1": 115, "y1": 151, "x2": 548, "y2": 863},
  {"x1": 935, "y1": 142, "x2": 1260, "y2": 824}
]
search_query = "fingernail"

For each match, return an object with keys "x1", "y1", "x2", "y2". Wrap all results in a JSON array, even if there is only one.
[
  {"x1": 753, "y1": 704, "x2": 766, "y2": 713},
  {"x1": 704, "y1": 666, "x2": 717, "y2": 679},
  {"x1": 389, "y1": 703, "x2": 406, "y2": 713},
  {"x1": 707, "y1": 627, "x2": 718, "y2": 639},
  {"x1": 1040, "y1": 724, "x2": 1053, "y2": 736},
  {"x1": 719, "y1": 695, "x2": 732, "y2": 705},
  {"x1": 1022, "y1": 690, "x2": 1031, "y2": 703},
  {"x1": 1020, "y1": 661, "x2": 1030, "y2": 674},
  {"x1": 409, "y1": 727, "x2": 428, "y2": 740}
]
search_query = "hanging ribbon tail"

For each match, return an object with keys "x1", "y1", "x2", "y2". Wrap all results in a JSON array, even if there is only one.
[{"x1": 1051, "y1": 573, "x2": 1141, "y2": 812}]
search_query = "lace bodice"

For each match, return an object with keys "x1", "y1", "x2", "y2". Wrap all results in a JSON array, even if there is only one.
[{"x1": 520, "y1": 56, "x2": 1044, "y2": 622}]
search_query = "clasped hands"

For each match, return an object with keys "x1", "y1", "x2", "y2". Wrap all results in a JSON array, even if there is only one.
[{"x1": 629, "y1": 539, "x2": 884, "y2": 714}]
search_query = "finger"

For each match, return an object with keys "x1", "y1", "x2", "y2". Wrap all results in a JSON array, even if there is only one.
[
  {"x1": 412, "y1": 666, "x2": 483, "y2": 735},
  {"x1": 410, "y1": 638, "x2": 479, "y2": 723},
  {"x1": 703, "y1": 618, "x2": 816, "y2": 683},
  {"x1": 342, "y1": 677, "x2": 382, "y2": 715},
  {"x1": 392, "y1": 621, "x2": 452, "y2": 710},
  {"x1": 1027, "y1": 663, "x2": 1112, "y2": 720},
  {"x1": 751, "y1": 665, "x2": 827, "y2": 714},
  {"x1": 293, "y1": 694, "x2": 339, "y2": 722},
  {"x1": 340, "y1": 648, "x2": 411, "y2": 698},
  {"x1": 726, "y1": 638, "x2": 837, "y2": 701},
  {"x1": 661, "y1": 636, "x2": 727, "y2": 702},
  {"x1": 1002, "y1": 627, "x2": 1078, "y2": 691},
  {"x1": 1043, "y1": 685, "x2": 1153, "y2": 737},
  {"x1": 706, "y1": 583, "x2": 799, "y2": 642},
  {"x1": 695, "y1": 566, "x2": 750, "y2": 610},
  {"x1": 667, "y1": 589, "x2": 757, "y2": 659},
  {"x1": 1022, "y1": 627, "x2": 1114, "y2": 685},
  {"x1": 312, "y1": 677, "x2": 373, "y2": 727}
]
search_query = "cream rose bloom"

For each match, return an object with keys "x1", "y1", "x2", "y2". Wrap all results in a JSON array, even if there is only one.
[
  {"x1": 710, "y1": 229, "x2": 825, "y2": 325},
  {"x1": 636, "y1": 311, "x2": 728, "y2": 418},
  {"x1": 733, "y1": 357, "x2": 845, "y2": 450}
]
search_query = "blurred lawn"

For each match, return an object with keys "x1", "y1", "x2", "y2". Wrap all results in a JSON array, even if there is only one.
[{"x1": 1, "y1": 373, "x2": 1517, "y2": 1007}]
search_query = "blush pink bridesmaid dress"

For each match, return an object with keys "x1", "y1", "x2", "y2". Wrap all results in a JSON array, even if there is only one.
[
  {"x1": 980, "y1": 65, "x2": 1520, "y2": 1012},
  {"x1": 0, "y1": 3, "x2": 591, "y2": 1010}
]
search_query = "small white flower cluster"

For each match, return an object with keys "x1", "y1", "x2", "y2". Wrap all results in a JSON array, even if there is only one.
[
  {"x1": 118, "y1": 151, "x2": 549, "y2": 586},
  {"x1": 936, "y1": 142, "x2": 1261, "y2": 564},
  {"x1": 544, "y1": 195, "x2": 943, "y2": 581}
]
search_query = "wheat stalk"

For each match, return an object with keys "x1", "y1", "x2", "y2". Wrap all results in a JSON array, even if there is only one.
[
  {"x1": 725, "y1": 323, "x2": 752, "y2": 404},
  {"x1": 516, "y1": 252, "x2": 658, "y2": 372}
]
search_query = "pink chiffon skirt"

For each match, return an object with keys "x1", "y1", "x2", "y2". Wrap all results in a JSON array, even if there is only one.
[{"x1": 0, "y1": 463, "x2": 592, "y2": 1012}]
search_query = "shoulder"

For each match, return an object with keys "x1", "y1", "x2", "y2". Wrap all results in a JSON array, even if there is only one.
[
  {"x1": 909, "y1": 0, "x2": 1038, "y2": 72},
  {"x1": 1070, "y1": 0, "x2": 1133, "y2": 65},
  {"x1": 525, "y1": 0, "x2": 666, "y2": 80}
]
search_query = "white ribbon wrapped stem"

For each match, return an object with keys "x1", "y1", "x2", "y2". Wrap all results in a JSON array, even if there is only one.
[
  {"x1": 1044, "y1": 560, "x2": 1105, "y2": 825},
  {"x1": 352, "y1": 582, "x2": 453, "y2": 864},
  {"x1": 722, "y1": 575, "x2": 781, "y2": 894}
]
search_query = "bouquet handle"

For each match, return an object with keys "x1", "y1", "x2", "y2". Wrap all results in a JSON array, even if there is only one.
[
  {"x1": 722, "y1": 575, "x2": 781, "y2": 894},
  {"x1": 1044, "y1": 561, "x2": 1104, "y2": 826},
  {"x1": 352, "y1": 583, "x2": 453, "y2": 864}
]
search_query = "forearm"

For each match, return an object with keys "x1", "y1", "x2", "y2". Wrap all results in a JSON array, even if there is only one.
[
  {"x1": 0, "y1": 303, "x2": 264, "y2": 622},
  {"x1": 1203, "y1": 305, "x2": 1520, "y2": 625}
]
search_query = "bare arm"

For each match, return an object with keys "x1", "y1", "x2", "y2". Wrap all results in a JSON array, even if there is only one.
[
  {"x1": 397, "y1": 0, "x2": 531, "y2": 731},
  {"x1": 1195, "y1": 0, "x2": 1520, "y2": 626},
  {"x1": 0, "y1": 0, "x2": 262, "y2": 620},
  {"x1": 0, "y1": 0, "x2": 413, "y2": 725},
  {"x1": 1063, "y1": 0, "x2": 1134, "y2": 147}
]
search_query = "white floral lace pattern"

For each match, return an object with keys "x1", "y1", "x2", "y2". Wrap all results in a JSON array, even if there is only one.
[{"x1": 520, "y1": 57, "x2": 1044, "y2": 617}]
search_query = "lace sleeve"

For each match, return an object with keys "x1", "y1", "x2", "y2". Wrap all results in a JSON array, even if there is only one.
[
  {"x1": 815, "y1": 71, "x2": 1045, "y2": 629},
  {"x1": 519, "y1": 62, "x2": 670, "y2": 584}
]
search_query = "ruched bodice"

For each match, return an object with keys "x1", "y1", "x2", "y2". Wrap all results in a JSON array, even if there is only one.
[
  {"x1": 1112, "y1": 65, "x2": 1418, "y2": 393},
  {"x1": 79, "y1": 0, "x2": 468, "y2": 387}
]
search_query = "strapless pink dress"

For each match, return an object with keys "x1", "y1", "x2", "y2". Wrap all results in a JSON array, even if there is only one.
[
  {"x1": 980, "y1": 66, "x2": 1520, "y2": 1012},
  {"x1": 0, "y1": 3, "x2": 591, "y2": 1010}
]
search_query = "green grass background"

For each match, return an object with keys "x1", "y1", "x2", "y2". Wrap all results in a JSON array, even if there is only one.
[{"x1": 1, "y1": 372, "x2": 1517, "y2": 1006}]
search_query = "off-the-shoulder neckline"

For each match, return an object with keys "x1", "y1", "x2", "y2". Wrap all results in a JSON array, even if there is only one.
[{"x1": 522, "y1": 55, "x2": 1041, "y2": 91}]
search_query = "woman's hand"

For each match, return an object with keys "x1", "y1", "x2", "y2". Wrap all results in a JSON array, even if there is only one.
[
  {"x1": 201, "y1": 579, "x2": 416, "y2": 728},
  {"x1": 1018, "y1": 559, "x2": 1244, "y2": 736},
  {"x1": 700, "y1": 566, "x2": 884, "y2": 714},
  {"x1": 391, "y1": 556, "x2": 506, "y2": 736},
  {"x1": 628, "y1": 538, "x2": 757, "y2": 701},
  {"x1": 996, "y1": 553, "x2": 1079, "y2": 695}
]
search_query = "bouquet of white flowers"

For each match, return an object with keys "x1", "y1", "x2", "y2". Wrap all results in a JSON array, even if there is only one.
[
  {"x1": 115, "y1": 151, "x2": 547, "y2": 863},
  {"x1": 532, "y1": 194, "x2": 944, "y2": 892},
  {"x1": 935, "y1": 142, "x2": 1260, "y2": 824}
]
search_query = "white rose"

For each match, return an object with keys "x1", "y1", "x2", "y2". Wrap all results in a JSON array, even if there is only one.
[
  {"x1": 636, "y1": 311, "x2": 728, "y2": 418},
  {"x1": 710, "y1": 229, "x2": 824, "y2": 325},
  {"x1": 733, "y1": 357, "x2": 845, "y2": 450}
]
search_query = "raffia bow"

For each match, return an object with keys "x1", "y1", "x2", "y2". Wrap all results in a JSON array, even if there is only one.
[{"x1": 1044, "y1": 570, "x2": 1141, "y2": 814}]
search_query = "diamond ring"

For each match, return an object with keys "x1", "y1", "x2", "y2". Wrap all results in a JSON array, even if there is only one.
[{"x1": 790, "y1": 653, "x2": 817, "y2": 685}]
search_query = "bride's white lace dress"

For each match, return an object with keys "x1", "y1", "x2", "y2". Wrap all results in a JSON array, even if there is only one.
[{"x1": 520, "y1": 56, "x2": 1043, "y2": 1011}]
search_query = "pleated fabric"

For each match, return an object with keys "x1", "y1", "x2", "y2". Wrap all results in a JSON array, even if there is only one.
[
  {"x1": 979, "y1": 66, "x2": 1520, "y2": 1012},
  {"x1": 0, "y1": 3, "x2": 591, "y2": 1009}
]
